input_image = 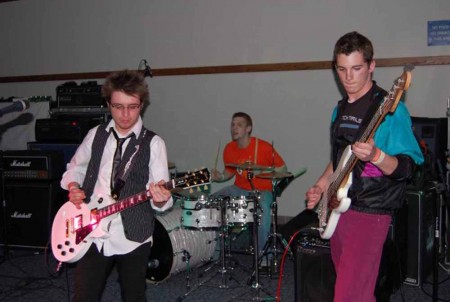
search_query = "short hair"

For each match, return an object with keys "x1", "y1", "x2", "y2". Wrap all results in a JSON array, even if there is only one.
[
  {"x1": 102, "y1": 70, "x2": 149, "y2": 105},
  {"x1": 232, "y1": 112, "x2": 253, "y2": 134},
  {"x1": 333, "y1": 31, "x2": 374, "y2": 67}
]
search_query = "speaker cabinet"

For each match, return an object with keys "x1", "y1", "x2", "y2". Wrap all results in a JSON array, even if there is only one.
[
  {"x1": 398, "y1": 187, "x2": 436, "y2": 286},
  {"x1": 411, "y1": 116, "x2": 448, "y2": 172},
  {"x1": 295, "y1": 243, "x2": 335, "y2": 302},
  {"x1": 292, "y1": 209, "x2": 411, "y2": 302},
  {"x1": 0, "y1": 180, "x2": 64, "y2": 249}
]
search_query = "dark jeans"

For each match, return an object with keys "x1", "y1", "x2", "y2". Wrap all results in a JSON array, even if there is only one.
[{"x1": 72, "y1": 241, "x2": 152, "y2": 302}]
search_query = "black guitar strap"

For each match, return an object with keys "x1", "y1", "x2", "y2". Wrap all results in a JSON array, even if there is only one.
[{"x1": 331, "y1": 84, "x2": 387, "y2": 169}]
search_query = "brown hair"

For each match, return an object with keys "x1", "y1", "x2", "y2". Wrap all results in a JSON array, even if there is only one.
[
  {"x1": 102, "y1": 70, "x2": 149, "y2": 105},
  {"x1": 232, "y1": 112, "x2": 253, "y2": 134},
  {"x1": 333, "y1": 31, "x2": 374, "y2": 67}
]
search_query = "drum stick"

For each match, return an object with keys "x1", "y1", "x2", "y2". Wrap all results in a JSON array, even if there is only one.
[{"x1": 214, "y1": 139, "x2": 221, "y2": 172}]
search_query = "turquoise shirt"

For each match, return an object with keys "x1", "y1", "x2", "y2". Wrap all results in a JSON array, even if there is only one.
[{"x1": 331, "y1": 100, "x2": 424, "y2": 165}]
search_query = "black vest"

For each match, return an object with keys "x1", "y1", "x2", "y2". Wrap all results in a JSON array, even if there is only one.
[{"x1": 82, "y1": 123, "x2": 157, "y2": 242}]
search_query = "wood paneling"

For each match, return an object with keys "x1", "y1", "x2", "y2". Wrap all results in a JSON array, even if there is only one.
[{"x1": 0, "y1": 55, "x2": 449, "y2": 83}]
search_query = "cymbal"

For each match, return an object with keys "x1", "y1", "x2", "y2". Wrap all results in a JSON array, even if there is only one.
[
  {"x1": 226, "y1": 162, "x2": 274, "y2": 171},
  {"x1": 174, "y1": 189, "x2": 208, "y2": 199},
  {"x1": 168, "y1": 161, "x2": 176, "y2": 169},
  {"x1": 256, "y1": 171, "x2": 293, "y2": 179}
]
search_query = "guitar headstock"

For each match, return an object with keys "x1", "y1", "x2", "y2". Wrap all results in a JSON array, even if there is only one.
[
  {"x1": 387, "y1": 66, "x2": 413, "y2": 113},
  {"x1": 172, "y1": 168, "x2": 211, "y2": 190}
]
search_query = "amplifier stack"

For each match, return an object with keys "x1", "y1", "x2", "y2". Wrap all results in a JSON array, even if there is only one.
[{"x1": 35, "y1": 81, "x2": 110, "y2": 144}]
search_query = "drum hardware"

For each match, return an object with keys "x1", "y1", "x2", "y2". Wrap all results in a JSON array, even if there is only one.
[
  {"x1": 256, "y1": 167, "x2": 308, "y2": 277},
  {"x1": 176, "y1": 196, "x2": 242, "y2": 302},
  {"x1": 178, "y1": 249, "x2": 192, "y2": 290},
  {"x1": 231, "y1": 168, "x2": 275, "y2": 301}
]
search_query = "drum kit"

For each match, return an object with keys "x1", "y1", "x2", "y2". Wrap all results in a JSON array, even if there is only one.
[{"x1": 147, "y1": 161, "x2": 305, "y2": 301}]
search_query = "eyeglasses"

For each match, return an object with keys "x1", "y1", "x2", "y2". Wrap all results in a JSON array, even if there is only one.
[{"x1": 109, "y1": 103, "x2": 142, "y2": 111}]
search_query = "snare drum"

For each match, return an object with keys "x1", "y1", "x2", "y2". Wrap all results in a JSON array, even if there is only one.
[
  {"x1": 181, "y1": 193, "x2": 221, "y2": 229},
  {"x1": 226, "y1": 196, "x2": 254, "y2": 226}
]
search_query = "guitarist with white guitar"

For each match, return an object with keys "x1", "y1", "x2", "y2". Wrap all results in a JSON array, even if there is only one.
[
  {"x1": 58, "y1": 70, "x2": 173, "y2": 302},
  {"x1": 305, "y1": 32, "x2": 424, "y2": 302}
]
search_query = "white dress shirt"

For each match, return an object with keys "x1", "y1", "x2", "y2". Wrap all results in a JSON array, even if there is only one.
[{"x1": 61, "y1": 117, "x2": 173, "y2": 256}]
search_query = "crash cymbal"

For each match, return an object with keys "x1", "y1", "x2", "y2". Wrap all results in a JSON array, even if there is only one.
[
  {"x1": 168, "y1": 161, "x2": 176, "y2": 169},
  {"x1": 256, "y1": 171, "x2": 293, "y2": 179},
  {"x1": 226, "y1": 162, "x2": 274, "y2": 171}
]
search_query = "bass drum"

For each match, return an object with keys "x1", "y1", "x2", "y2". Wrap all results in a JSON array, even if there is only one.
[{"x1": 146, "y1": 207, "x2": 217, "y2": 283}]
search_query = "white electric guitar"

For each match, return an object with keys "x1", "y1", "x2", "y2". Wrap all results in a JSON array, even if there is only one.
[
  {"x1": 51, "y1": 168, "x2": 210, "y2": 263},
  {"x1": 317, "y1": 67, "x2": 413, "y2": 239}
]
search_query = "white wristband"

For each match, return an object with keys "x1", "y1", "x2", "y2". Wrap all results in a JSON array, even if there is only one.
[{"x1": 372, "y1": 150, "x2": 385, "y2": 165}]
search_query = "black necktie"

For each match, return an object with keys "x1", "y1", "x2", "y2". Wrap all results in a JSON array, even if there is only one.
[{"x1": 111, "y1": 129, "x2": 134, "y2": 189}]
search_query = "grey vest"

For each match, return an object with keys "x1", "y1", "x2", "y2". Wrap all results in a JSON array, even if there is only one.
[{"x1": 82, "y1": 123, "x2": 156, "y2": 242}]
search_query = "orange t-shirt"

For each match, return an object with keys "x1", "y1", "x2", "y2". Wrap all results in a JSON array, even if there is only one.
[{"x1": 223, "y1": 137, "x2": 285, "y2": 191}]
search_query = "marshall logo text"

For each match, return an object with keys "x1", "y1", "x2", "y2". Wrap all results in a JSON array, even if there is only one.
[{"x1": 10, "y1": 211, "x2": 32, "y2": 219}]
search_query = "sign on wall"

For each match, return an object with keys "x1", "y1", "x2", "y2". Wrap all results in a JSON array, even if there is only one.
[{"x1": 428, "y1": 20, "x2": 450, "y2": 46}]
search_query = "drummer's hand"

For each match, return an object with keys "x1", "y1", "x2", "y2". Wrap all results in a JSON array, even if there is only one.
[
  {"x1": 67, "y1": 182, "x2": 86, "y2": 210},
  {"x1": 211, "y1": 168, "x2": 222, "y2": 182},
  {"x1": 150, "y1": 180, "x2": 171, "y2": 208}
]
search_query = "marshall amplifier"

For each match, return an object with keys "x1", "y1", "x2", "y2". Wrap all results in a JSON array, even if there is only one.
[
  {"x1": 0, "y1": 180, "x2": 64, "y2": 249},
  {"x1": 35, "y1": 117, "x2": 103, "y2": 143},
  {"x1": 52, "y1": 81, "x2": 107, "y2": 109},
  {"x1": 0, "y1": 150, "x2": 65, "y2": 249},
  {"x1": 2, "y1": 150, "x2": 64, "y2": 180}
]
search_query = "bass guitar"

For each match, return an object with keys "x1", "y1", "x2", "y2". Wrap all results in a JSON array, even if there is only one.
[
  {"x1": 51, "y1": 168, "x2": 210, "y2": 263},
  {"x1": 317, "y1": 66, "x2": 413, "y2": 239}
]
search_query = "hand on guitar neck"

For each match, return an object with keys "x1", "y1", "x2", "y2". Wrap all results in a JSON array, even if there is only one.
[{"x1": 149, "y1": 180, "x2": 171, "y2": 208}]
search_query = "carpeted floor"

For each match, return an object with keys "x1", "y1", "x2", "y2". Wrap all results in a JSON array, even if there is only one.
[{"x1": 1, "y1": 228, "x2": 450, "y2": 302}]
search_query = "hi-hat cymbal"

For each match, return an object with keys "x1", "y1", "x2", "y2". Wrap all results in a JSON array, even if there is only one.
[
  {"x1": 226, "y1": 162, "x2": 274, "y2": 171},
  {"x1": 168, "y1": 161, "x2": 176, "y2": 169},
  {"x1": 256, "y1": 171, "x2": 293, "y2": 179}
]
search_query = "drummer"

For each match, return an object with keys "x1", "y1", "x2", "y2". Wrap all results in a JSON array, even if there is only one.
[{"x1": 211, "y1": 112, "x2": 287, "y2": 265}]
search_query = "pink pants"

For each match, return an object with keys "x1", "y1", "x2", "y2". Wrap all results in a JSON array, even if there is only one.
[{"x1": 330, "y1": 209, "x2": 391, "y2": 302}]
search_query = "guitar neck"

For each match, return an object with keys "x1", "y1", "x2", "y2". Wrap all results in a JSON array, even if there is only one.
[
  {"x1": 96, "y1": 179, "x2": 176, "y2": 220},
  {"x1": 93, "y1": 168, "x2": 210, "y2": 220},
  {"x1": 331, "y1": 93, "x2": 395, "y2": 192}
]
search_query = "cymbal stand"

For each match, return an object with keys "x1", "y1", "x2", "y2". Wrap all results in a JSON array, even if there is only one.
[
  {"x1": 232, "y1": 169, "x2": 274, "y2": 301},
  {"x1": 259, "y1": 178, "x2": 293, "y2": 276},
  {"x1": 176, "y1": 197, "x2": 240, "y2": 302}
]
